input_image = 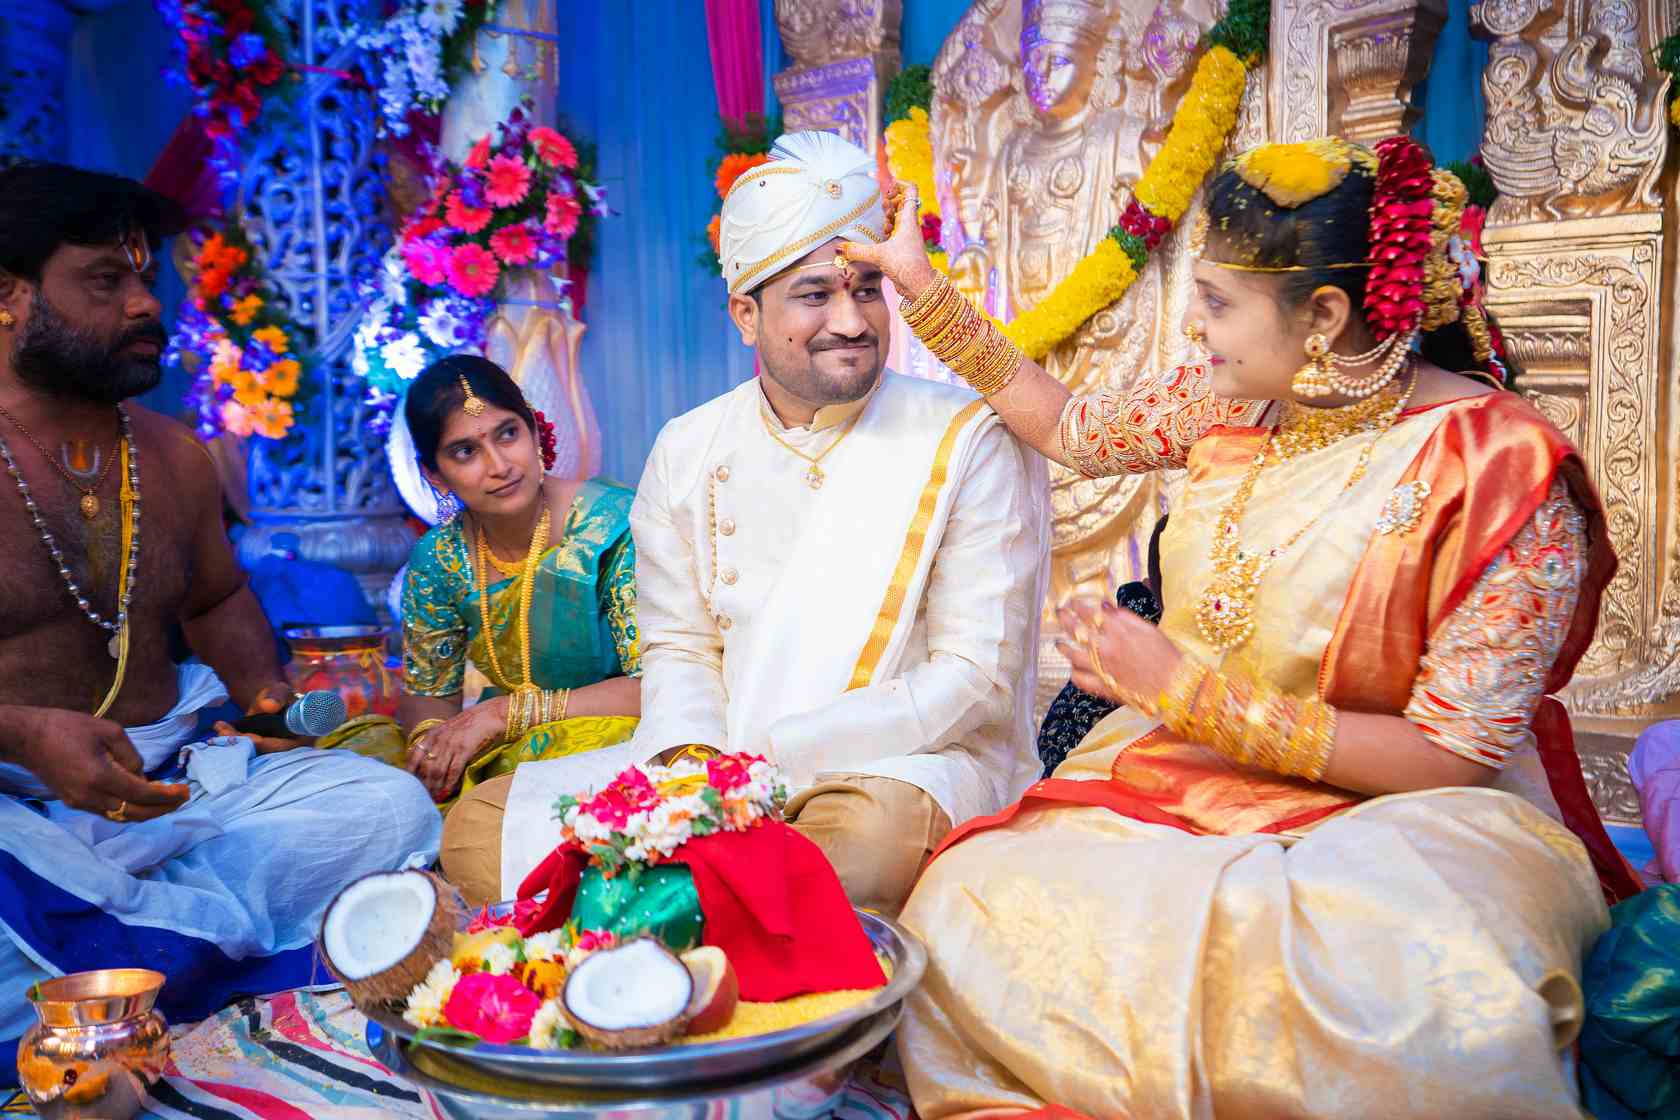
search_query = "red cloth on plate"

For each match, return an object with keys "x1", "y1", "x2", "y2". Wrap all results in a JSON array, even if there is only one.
[{"x1": 517, "y1": 821, "x2": 885, "y2": 1002}]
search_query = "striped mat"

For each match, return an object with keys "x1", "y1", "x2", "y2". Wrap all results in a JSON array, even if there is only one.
[{"x1": 4, "y1": 989, "x2": 914, "y2": 1118}]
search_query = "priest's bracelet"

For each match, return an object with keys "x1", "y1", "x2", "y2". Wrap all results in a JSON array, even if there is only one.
[
  {"x1": 901, "y1": 274, "x2": 1024, "y2": 396},
  {"x1": 1155, "y1": 659, "x2": 1337, "y2": 781}
]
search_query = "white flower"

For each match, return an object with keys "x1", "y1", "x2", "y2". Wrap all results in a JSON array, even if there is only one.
[
  {"x1": 482, "y1": 941, "x2": 518, "y2": 976},
  {"x1": 522, "y1": 930, "x2": 566, "y2": 964},
  {"x1": 527, "y1": 999, "x2": 566, "y2": 1049},
  {"x1": 381, "y1": 334, "x2": 428, "y2": 380},
  {"x1": 1446, "y1": 233, "x2": 1480, "y2": 291},
  {"x1": 402, "y1": 959, "x2": 460, "y2": 1028},
  {"x1": 416, "y1": 0, "x2": 464, "y2": 37},
  {"x1": 419, "y1": 300, "x2": 465, "y2": 349}
]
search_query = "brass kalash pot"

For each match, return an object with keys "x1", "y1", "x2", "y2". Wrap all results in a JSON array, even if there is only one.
[{"x1": 17, "y1": 969, "x2": 170, "y2": 1118}]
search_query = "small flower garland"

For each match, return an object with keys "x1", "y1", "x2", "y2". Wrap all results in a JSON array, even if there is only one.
[
  {"x1": 170, "y1": 226, "x2": 309, "y2": 441},
  {"x1": 883, "y1": 67, "x2": 948, "y2": 274},
  {"x1": 702, "y1": 117, "x2": 775, "y2": 271},
  {"x1": 402, "y1": 920, "x2": 617, "y2": 1049},
  {"x1": 359, "y1": 0, "x2": 500, "y2": 137},
  {"x1": 155, "y1": 0, "x2": 288, "y2": 144},
  {"x1": 960, "y1": 0, "x2": 1266, "y2": 361},
  {"x1": 552, "y1": 753, "x2": 788, "y2": 877},
  {"x1": 1659, "y1": 31, "x2": 1680, "y2": 129}
]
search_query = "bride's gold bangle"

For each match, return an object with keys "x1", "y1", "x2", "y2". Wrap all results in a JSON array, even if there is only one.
[{"x1": 406, "y1": 718, "x2": 446, "y2": 749}]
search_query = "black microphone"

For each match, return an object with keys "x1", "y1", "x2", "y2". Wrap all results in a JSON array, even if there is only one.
[{"x1": 232, "y1": 690, "x2": 348, "y2": 739}]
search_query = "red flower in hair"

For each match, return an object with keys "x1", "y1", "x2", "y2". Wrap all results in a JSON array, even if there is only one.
[
  {"x1": 532, "y1": 409, "x2": 558, "y2": 472},
  {"x1": 1363, "y1": 137, "x2": 1434, "y2": 340}
]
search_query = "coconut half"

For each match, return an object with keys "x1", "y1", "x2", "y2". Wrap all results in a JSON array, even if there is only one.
[
  {"x1": 560, "y1": 936, "x2": 694, "y2": 1049},
  {"x1": 318, "y1": 869, "x2": 463, "y2": 1008}
]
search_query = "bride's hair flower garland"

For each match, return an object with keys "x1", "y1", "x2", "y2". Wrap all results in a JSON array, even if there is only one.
[
  {"x1": 882, "y1": 67, "x2": 948, "y2": 275},
  {"x1": 959, "y1": 0, "x2": 1267, "y2": 362},
  {"x1": 551, "y1": 753, "x2": 788, "y2": 877}
]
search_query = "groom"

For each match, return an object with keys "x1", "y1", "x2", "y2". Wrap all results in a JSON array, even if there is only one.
[{"x1": 446, "y1": 130, "x2": 1047, "y2": 917}]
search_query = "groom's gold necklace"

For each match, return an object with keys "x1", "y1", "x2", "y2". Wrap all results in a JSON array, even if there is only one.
[{"x1": 759, "y1": 406, "x2": 863, "y2": 490}]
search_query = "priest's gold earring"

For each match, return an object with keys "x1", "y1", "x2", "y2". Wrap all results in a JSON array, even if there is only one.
[
  {"x1": 1292, "y1": 333, "x2": 1334, "y2": 399},
  {"x1": 0, "y1": 308, "x2": 14, "y2": 328}
]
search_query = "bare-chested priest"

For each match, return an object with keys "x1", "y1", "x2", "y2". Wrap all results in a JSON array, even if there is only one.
[{"x1": 0, "y1": 163, "x2": 439, "y2": 1080}]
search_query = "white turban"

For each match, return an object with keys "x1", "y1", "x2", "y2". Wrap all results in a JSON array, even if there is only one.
[{"x1": 719, "y1": 130, "x2": 886, "y2": 295}]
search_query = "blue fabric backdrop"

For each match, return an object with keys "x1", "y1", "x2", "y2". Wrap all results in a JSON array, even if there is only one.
[{"x1": 555, "y1": 2, "x2": 757, "y2": 487}]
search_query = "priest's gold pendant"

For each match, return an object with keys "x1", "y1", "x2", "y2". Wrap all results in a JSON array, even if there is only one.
[
  {"x1": 107, "y1": 633, "x2": 120, "y2": 658},
  {"x1": 80, "y1": 494, "x2": 99, "y2": 520},
  {"x1": 805, "y1": 464, "x2": 825, "y2": 490}
]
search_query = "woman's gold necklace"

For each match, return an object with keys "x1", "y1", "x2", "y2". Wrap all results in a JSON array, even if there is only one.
[
  {"x1": 759, "y1": 406, "x2": 863, "y2": 490},
  {"x1": 1194, "y1": 367, "x2": 1416, "y2": 652},
  {"x1": 474, "y1": 507, "x2": 550, "y2": 694}
]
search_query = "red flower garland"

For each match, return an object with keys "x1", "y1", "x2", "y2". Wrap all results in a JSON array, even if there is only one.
[
  {"x1": 1363, "y1": 137, "x2": 1434, "y2": 341},
  {"x1": 532, "y1": 409, "x2": 558, "y2": 472}
]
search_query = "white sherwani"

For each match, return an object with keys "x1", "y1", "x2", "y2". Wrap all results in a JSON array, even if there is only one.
[{"x1": 497, "y1": 373, "x2": 1049, "y2": 891}]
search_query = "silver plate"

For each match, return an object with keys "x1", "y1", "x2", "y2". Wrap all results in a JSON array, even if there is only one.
[
  {"x1": 363, "y1": 909, "x2": 926, "y2": 1089},
  {"x1": 368, "y1": 1006, "x2": 901, "y2": 1119}
]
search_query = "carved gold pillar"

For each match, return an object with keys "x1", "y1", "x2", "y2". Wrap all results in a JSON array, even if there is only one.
[
  {"x1": 1471, "y1": 0, "x2": 1676, "y2": 824},
  {"x1": 771, "y1": 0, "x2": 902, "y2": 156},
  {"x1": 1270, "y1": 0, "x2": 1447, "y2": 143}
]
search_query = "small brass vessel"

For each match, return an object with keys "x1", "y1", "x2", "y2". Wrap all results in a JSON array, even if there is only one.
[{"x1": 17, "y1": 968, "x2": 170, "y2": 1119}]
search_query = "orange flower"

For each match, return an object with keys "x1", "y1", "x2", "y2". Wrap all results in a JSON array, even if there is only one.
[
  {"x1": 714, "y1": 152, "x2": 770, "y2": 200},
  {"x1": 248, "y1": 398, "x2": 295, "y2": 440},
  {"x1": 229, "y1": 370, "x2": 266, "y2": 407},
  {"x1": 208, "y1": 337, "x2": 243, "y2": 382},
  {"x1": 251, "y1": 325, "x2": 289, "y2": 354},
  {"x1": 229, "y1": 293, "x2": 263, "y2": 325},
  {"x1": 706, "y1": 213, "x2": 722, "y2": 255},
  {"x1": 198, "y1": 267, "x2": 231, "y2": 303},
  {"x1": 261, "y1": 358, "x2": 301, "y2": 397}
]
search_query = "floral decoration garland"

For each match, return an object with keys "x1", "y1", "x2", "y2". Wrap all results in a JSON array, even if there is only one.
[
  {"x1": 883, "y1": 67, "x2": 947, "y2": 275},
  {"x1": 155, "y1": 0, "x2": 289, "y2": 143},
  {"x1": 1660, "y1": 31, "x2": 1680, "y2": 129},
  {"x1": 170, "y1": 226, "x2": 309, "y2": 441},
  {"x1": 359, "y1": 0, "x2": 500, "y2": 137},
  {"x1": 958, "y1": 0, "x2": 1266, "y2": 362},
  {"x1": 352, "y1": 108, "x2": 604, "y2": 411},
  {"x1": 552, "y1": 753, "x2": 788, "y2": 877},
  {"x1": 402, "y1": 919, "x2": 618, "y2": 1049},
  {"x1": 702, "y1": 116, "x2": 774, "y2": 271}
]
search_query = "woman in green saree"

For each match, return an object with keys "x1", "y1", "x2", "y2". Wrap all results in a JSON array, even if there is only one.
[{"x1": 390, "y1": 355, "x2": 640, "y2": 806}]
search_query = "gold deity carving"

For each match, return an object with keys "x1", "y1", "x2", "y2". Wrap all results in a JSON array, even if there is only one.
[
  {"x1": 1469, "y1": 0, "x2": 1677, "y2": 826},
  {"x1": 773, "y1": 0, "x2": 903, "y2": 155}
]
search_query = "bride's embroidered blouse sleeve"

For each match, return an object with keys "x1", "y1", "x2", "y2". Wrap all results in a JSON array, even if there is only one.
[{"x1": 1055, "y1": 362, "x2": 1265, "y2": 477}]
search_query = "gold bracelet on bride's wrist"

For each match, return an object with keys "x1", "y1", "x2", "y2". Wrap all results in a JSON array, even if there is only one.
[
  {"x1": 406, "y1": 718, "x2": 447, "y2": 755},
  {"x1": 1157, "y1": 659, "x2": 1337, "y2": 781},
  {"x1": 901, "y1": 274, "x2": 1024, "y2": 396}
]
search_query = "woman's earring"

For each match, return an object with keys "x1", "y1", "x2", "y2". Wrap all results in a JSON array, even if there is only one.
[
  {"x1": 433, "y1": 487, "x2": 462, "y2": 523},
  {"x1": 1291, "y1": 333, "x2": 1334, "y2": 399}
]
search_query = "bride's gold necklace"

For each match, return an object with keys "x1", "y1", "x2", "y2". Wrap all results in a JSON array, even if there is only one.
[
  {"x1": 1195, "y1": 367, "x2": 1416, "y2": 652},
  {"x1": 474, "y1": 506, "x2": 551, "y2": 693}
]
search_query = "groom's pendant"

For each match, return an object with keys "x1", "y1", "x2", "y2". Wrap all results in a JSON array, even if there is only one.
[{"x1": 805, "y1": 464, "x2": 825, "y2": 490}]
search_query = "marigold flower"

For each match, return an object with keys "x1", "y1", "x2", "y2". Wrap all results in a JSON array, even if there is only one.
[{"x1": 714, "y1": 152, "x2": 770, "y2": 200}]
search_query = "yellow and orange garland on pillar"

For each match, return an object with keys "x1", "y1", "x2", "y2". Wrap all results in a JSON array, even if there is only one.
[{"x1": 884, "y1": 0, "x2": 1268, "y2": 362}]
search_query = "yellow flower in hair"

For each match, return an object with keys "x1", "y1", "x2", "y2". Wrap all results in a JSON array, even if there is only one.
[
  {"x1": 251, "y1": 325, "x2": 289, "y2": 354},
  {"x1": 1233, "y1": 139, "x2": 1355, "y2": 208}
]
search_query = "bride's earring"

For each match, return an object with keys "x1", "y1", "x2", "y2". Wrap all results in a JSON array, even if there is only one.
[
  {"x1": 1291, "y1": 333, "x2": 1334, "y2": 399},
  {"x1": 432, "y1": 486, "x2": 462, "y2": 523}
]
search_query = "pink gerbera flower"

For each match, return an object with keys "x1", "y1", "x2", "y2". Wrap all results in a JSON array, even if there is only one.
[
  {"x1": 465, "y1": 134, "x2": 492, "y2": 170},
  {"x1": 544, "y1": 193, "x2": 582, "y2": 238},
  {"x1": 443, "y1": 972, "x2": 540, "y2": 1044},
  {"x1": 489, "y1": 223, "x2": 538, "y2": 266},
  {"x1": 445, "y1": 191, "x2": 492, "y2": 234},
  {"x1": 484, "y1": 155, "x2": 532, "y2": 208},
  {"x1": 529, "y1": 127, "x2": 578, "y2": 170},
  {"x1": 401, "y1": 239, "x2": 449, "y2": 286},
  {"x1": 447, "y1": 243, "x2": 500, "y2": 297}
]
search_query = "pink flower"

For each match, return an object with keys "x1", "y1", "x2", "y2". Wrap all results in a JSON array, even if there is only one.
[
  {"x1": 401, "y1": 239, "x2": 449, "y2": 287},
  {"x1": 465, "y1": 135, "x2": 492, "y2": 170},
  {"x1": 544, "y1": 193, "x2": 581, "y2": 239},
  {"x1": 583, "y1": 768, "x2": 659, "y2": 829},
  {"x1": 489, "y1": 222, "x2": 538, "y2": 265},
  {"x1": 529, "y1": 127, "x2": 578, "y2": 170},
  {"x1": 706, "y1": 753, "x2": 766, "y2": 794},
  {"x1": 573, "y1": 929, "x2": 616, "y2": 954},
  {"x1": 445, "y1": 191, "x2": 492, "y2": 234},
  {"x1": 403, "y1": 216, "x2": 444, "y2": 243},
  {"x1": 446, "y1": 243, "x2": 500, "y2": 298},
  {"x1": 443, "y1": 972, "x2": 540, "y2": 1044},
  {"x1": 484, "y1": 155, "x2": 532, "y2": 209}
]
